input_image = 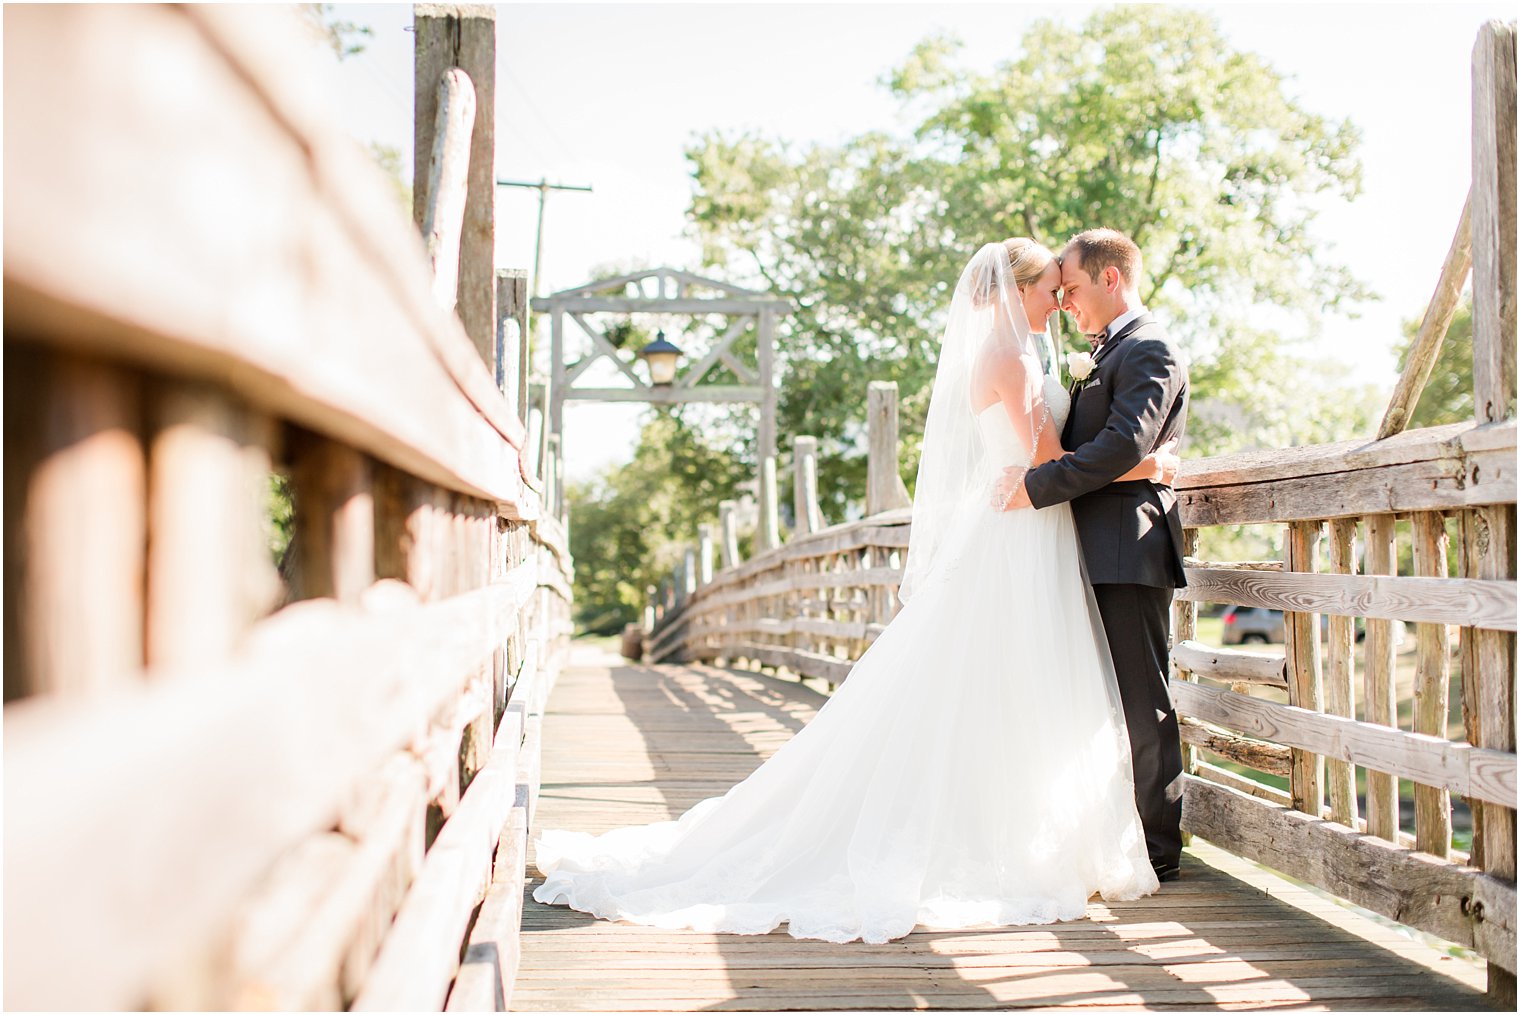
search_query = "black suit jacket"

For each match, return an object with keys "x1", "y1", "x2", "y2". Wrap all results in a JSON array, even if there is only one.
[{"x1": 1024, "y1": 313, "x2": 1189, "y2": 588}]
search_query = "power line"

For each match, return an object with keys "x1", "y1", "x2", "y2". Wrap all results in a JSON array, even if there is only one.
[{"x1": 497, "y1": 178, "x2": 594, "y2": 297}]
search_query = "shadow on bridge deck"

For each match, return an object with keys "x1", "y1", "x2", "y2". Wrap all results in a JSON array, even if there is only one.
[{"x1": 516, "y1": 646, "x2": 1493, "y2": 1012}]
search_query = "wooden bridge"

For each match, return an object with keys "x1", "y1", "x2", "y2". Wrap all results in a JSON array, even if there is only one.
[
  {"x1": 2, "y1": 5, "x2": 1515, "y2": 1013},
  {"x1": 517, "y1": 650, "x2": 1491, "y2": 1011}
]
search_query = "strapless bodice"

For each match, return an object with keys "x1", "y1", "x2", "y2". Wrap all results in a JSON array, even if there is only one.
[
  {"x1": 974, "y1": 376, "x2": 1071, "y2": 469},
  {"x1": 974, "y1": 405, "x2": 1031, "y2": 467}
]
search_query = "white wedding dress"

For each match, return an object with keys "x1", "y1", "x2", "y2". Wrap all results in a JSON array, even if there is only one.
[{"x1": 532, "y1": 375, "x2": 1159, "y2": 944}]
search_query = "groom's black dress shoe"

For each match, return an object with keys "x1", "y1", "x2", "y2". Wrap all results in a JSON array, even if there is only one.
[{"x1": 1152, "y1": 860, "x2": 1181, "y2": 883}]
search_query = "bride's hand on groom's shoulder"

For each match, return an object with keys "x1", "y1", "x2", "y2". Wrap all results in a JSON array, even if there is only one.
[{"x1": 992, "y1": 466, "x2": 1033, "y2": 511}]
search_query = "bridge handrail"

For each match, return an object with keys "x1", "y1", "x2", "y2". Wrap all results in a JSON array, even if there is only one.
[{"x1": 4, "y1": 6, "x2": 569, "y2": 1011}]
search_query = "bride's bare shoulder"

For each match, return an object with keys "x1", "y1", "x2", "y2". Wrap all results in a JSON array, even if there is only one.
[{"x1": 974, "y1": 338, "x2": 1034, "y2": 381}]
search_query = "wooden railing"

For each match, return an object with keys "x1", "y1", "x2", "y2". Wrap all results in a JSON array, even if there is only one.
[
  {"x1": 648, "y1": 20, "x2": 1517, "y2": 1003},
  {"x1": 4, "y1": 5, "x2": 569, "y2": 1011}
]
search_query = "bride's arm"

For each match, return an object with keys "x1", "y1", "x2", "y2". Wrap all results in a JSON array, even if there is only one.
[{"x1": 990, "y1": 352, "x2": 1179, "y2": 509}]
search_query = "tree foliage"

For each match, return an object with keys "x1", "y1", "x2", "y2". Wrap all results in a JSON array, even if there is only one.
[
  {"x1": 568, "y1": 412, "x2": 750, "y2": 635},
  {"x1": 1394, "y1": 295, "x2": 1474, "y2": 429},
  {"x1": 300, "y1": 3, "x2": 373, "y2": 60},
  {"x1": 574, "y1": 6, "x2": 1390, "y2": 632},
  {"x1": 686, "y1": 6, "x2": 1372, "y2": 515}
]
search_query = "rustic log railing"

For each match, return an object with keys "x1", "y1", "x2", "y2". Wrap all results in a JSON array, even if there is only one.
[
  {"x1": 4, "y1": 5, "x2": 570, "y2": 1011},
  {"x1": 647, "y1": 20, "x2": 1517, "y2": 1004}
]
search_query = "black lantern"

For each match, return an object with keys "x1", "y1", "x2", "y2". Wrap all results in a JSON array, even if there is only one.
[{"x1": 637, "y1": 330, "x2": 684, "y2": 385}]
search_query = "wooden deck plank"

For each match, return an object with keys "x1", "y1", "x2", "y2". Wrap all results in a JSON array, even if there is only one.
[{"x1": 514, "y1": 647, "x2": 1494, "y2": 1011}]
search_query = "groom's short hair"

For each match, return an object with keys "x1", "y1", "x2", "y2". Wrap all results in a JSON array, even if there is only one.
[{"x1": 1065, "y1": 229, "x2": 1143, "y2": 291}]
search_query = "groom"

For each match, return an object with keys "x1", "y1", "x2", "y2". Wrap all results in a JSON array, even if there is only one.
[{"x1": 998, "y1": 228, "x2": 1189, "y2": 883}]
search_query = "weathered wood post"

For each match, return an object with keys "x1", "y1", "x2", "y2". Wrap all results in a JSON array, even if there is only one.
[
  {"x1": 419, "y1": 67, "x2": 475, "y2": 313},
  {"x1": 697, "y1": 526, "x2": 714, "y2": 587},
  {"x1": 1282, "y1": 521, "x2": 1324, "y2": 816},
  {"x1": 1172, "y1": 528, "x2": 1200, "y2": 783},
  {"x1": 552, "y1": 436, "x2": 567, "y2": 525},
  {"x1": 1472, "y1": 21, "x2": 1517, "y2": 427},
  {"x1": 758, "y1": 307, "x2": 777, "y2": 482},
  {"x1": 1411, "y1": 512, "x2": 1453, "y2": 856},
  {"x1": 1471, "y1": 23, "x2": 1517, "y2": 1006},
  {"x1": 684, "y1": 547, "x2": 699, "y2": 597},
  {"x1": 147, "y1": 389, "x2": 277, "y2": 670},
  {"x1": 1362, "y1": 514, "x2": 1401, "y2": 840},
  {"x1": 545, "y1": 434, "x2": 562, "y2": 520},
  {"x1": 7, "y1": 353, "x2": 146, "y2": 698},
  {"x1": 496, "y1": 268, "x2": 530, "y2": 419},
  {"x1": 540, "y1": 439, "x2": 557, "y2": 519},
  {"x1": 290, "y1": 437, "x2": 375, "y2": 604},
  {"x1": 1324, "y1": 518, "x2": 1360, "y2": 829},
  {"x1": 758, "y1": 456, "x2": 781, "y2": 551},
  {"x1": 718, "y1": 500, "x2": 741, "y2": 570},
  {"x1": 866, "y1": 381, "x2": 913, "y2": 516},
  {"x1": 534, "y1": 382, "x2": 552, "y2": 484},
  {"x1": 792, "y1": 436, "x2": 823, "y2": 537},
  {"x1": 414, "y1": 3, "x2": 497, "y2": 363}
]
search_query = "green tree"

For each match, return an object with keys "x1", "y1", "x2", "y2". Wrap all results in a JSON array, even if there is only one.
[
  {"x1": 1393, "y1": 294, "x2": 1474, "y2": 429},
  {"x1": 366, "y1": 142, "x2": 411, "y2": 217},
  {"x1": 686, "y1": 6, "x2": 1374, "y2": 516},
  {"x1": 568, "y1": 412, "x2": 750, "y2": 635},
  {"x1": 299, "y1": 4, "x2": 373, "y2": 60}
]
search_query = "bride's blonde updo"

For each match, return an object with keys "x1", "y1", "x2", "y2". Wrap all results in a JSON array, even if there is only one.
[
  {"x1": 970, "y1": 237, "x2": 1056, "y2": 307},
  {"x1": 1004, "y1": 237, "x2": 1056, "y2": 289}
]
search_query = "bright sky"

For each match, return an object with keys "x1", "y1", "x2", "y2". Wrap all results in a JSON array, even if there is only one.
[{"x1": 330, "y1": 1, "x2": 1512, "y2": 481}]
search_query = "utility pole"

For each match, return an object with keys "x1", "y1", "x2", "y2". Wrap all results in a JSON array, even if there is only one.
[{"x1": 496, "y1": 177, "x2": 592, "y2": 296}]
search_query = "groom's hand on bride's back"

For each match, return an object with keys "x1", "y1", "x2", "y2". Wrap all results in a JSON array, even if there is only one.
[
  {"x1": 993, "y1": 466, "x2": 1033, "y2": 511},
  {"x1": 1151, "y1": 438, "x2": 1181, "y2": 486}
]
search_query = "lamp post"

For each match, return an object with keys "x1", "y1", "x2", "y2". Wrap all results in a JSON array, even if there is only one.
[{"x1": 637, "y1": 330, "x2": 684, "y2": 386}]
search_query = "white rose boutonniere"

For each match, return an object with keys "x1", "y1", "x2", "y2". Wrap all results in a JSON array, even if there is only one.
[{"x1": 1066, "y1": 351, "x2": 1096, "y2": 386}]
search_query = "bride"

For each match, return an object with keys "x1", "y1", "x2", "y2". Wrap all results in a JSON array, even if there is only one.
[{"x1": 532, "y1": 239, "x2": 1176, "y2": 944}]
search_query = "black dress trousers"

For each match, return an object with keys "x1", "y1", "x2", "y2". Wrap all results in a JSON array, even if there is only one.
[{"x1": 1092, "y1": 582, "x2": 1184, "y2": 868}]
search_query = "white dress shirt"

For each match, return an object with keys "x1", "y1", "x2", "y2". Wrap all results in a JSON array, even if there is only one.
[{"x1": 1099, "y1": 305, "x2": 1148, "y2": 350}]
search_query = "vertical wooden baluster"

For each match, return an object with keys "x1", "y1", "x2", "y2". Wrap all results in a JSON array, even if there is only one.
[
  {"x1": 1411, "y1": 512, "x2": 1453, "y2": 856},
  {"x1": 1473, "y1": 503, "x2": 1517, "y2": 999},
  {"x1": 1283, "y1": 520, "x2": 1324, "y2": 817},
  {"x1": 1363, "y1": 513, "x2": 1400, "y2": 840},
  {"x1": 289, "y1": 436, "x2": 375, "y2": 604},
  {"x1": 1173, "y1": 528, "x2": 1200, "y2": 779},
  {"x1": 1459, "y1": 511, "x2": 1487, "y2": 869},
  {"x1": 7, "y1": 352, "x2": 146, "y2": 699},
  {"x1": 147, "y1": 386, "x2": 278, "y2": 671},
  {"x1": 1325, "y1": 518, "x2": 1360, "y2": 828}
]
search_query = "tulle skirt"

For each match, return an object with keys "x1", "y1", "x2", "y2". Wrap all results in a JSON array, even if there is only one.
[{"x1": 532, "y1": 495, "x2": 1158, "y2": 944}]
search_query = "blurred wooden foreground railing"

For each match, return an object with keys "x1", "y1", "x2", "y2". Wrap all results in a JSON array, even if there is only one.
[
  {"x1": 4, "y1": 5, "x2": 569, "y2": 1012},
  {"x1": 647, "y1": 21, "x2": 1517, "y2": 1003}
]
